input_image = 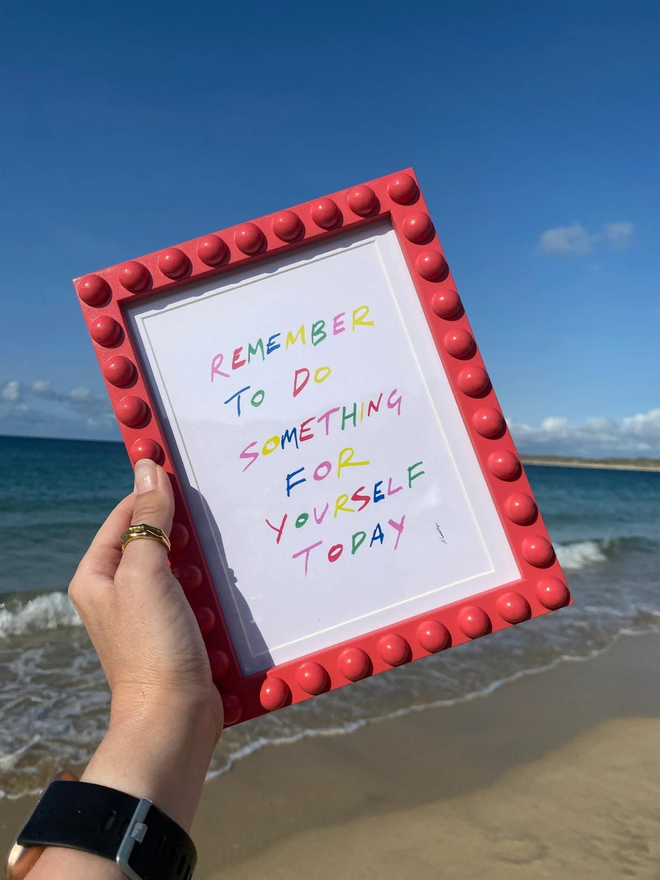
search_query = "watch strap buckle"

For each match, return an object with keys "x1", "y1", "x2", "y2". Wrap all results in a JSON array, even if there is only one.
[{"x1": 116, "y1": 798, "x2": 152, "y2": 880}]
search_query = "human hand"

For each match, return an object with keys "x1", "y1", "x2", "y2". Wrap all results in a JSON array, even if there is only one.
[
  {"x1": 69, "y1": 458, "x2": 223, "y2": 732},
  {"x1": 65, "y1": 458, "x2": 222, "y2": 833}
]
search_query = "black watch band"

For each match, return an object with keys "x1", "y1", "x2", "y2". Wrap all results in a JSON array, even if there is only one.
[{"x1": 17, "y1": 781, "x2": 196, "y2": 880}]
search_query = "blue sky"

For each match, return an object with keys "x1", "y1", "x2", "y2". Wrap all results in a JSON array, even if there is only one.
[{"x1": 1, "y1": 0, "x2": 658, "y2": 456}]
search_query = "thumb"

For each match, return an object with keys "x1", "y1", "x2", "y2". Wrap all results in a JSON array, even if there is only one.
[{"x1": 121, "y1": 459, "x2": 174, "y2": 567}]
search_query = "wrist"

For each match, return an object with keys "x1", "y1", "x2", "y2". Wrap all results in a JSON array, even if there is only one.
[
  {"x1": 109, "y1": 684, "x2": 223, "y2": 746},
  {"x1": 82, "y1": 689, "x2": 221, "y2": 831}
]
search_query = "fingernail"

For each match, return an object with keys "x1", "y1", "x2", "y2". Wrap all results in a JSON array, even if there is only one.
[{"x1": 134, "y1": 459, "x2": 157, "y2": 495}]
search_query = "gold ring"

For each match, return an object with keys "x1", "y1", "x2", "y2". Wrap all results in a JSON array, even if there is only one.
[{"x1": 120, "y1": 523, "x2": 171, "y2": 554}]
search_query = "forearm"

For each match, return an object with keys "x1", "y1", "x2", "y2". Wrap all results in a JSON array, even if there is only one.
[{"x1": 27, "y1": 695, "x2": 218, "y2": 879}]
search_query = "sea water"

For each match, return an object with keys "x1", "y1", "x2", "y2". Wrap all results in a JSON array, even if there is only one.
[{"x1": 0, "y1": 435, "x2": 658, "y2": 798}]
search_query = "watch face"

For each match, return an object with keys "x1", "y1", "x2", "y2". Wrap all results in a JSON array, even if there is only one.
[{"x1": 5, "y1": 771, "x2": 78, "y2": 880}]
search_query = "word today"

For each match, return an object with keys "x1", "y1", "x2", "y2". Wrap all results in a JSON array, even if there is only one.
[{"x1": 291, "y1": 515, "x2": 407, "y2": 575}]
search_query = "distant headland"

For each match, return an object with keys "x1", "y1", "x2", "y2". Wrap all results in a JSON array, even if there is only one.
[{"x1": 521, "y1": 455, "x2": 660, "y2": 472}]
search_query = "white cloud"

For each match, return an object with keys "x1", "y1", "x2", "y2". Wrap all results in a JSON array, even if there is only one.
[
  {"x1": 536, "y1": 223, "x2": 594, "y2": 255},
  {"x1": 0, "y1": 379, "x2": 118, "y2": 440},
  {"x1": 69, "y1": 387, "x2": 91, "y2": 401},
  {"x1": 28, "y1": 381, "x2": 108, "y2": 419},
  {"x1": 1, "y1": 380, "x2": 21, "y2": 402},
  {"x1": 510, "y1": 409, "x2": 660, "y2": 457},
  {"x1": 602, "y1": 221, "x2": 635, "y2": 251},
  {"x1": 536, "y1": 220, "x2": 635, "y2": 257},
  {"x1": 2, "y1": 378, "x2": 658, "y2": 459}
]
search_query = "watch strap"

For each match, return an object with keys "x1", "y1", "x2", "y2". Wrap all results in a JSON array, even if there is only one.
[{"x1": 17, "y1": 781, "x2": 196, "y2": 880}]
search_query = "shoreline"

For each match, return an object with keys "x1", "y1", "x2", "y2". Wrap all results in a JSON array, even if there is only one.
[{"x1": 522, "y1": 457, "x2": 660, "y2": 472}]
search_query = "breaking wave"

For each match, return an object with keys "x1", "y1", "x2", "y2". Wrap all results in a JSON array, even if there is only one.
[
  {"x1": 0, "y1": 592, "x2": 82, "y2": 639},
  {"x1": 555, "y1": 536, "x2": 653, "y2": 570}
]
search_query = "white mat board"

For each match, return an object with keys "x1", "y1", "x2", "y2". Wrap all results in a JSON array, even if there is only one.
[{"x1": 128, "y1": 222, "x2": 519, "y2": 675}]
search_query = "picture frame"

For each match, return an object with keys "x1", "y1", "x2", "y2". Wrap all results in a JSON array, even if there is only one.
[{"x1": 74, "y1": 169, "x2": 571, "y2": 727}]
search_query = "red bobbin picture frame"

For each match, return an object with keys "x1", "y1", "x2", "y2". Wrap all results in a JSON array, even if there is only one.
[{"x1": 74, "y1": 169, "x2": 571, "y2": 728}]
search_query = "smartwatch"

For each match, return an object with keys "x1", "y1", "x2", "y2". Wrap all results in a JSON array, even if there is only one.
[{"x1": 5, "y1": 772, "x2": 196, "y2": 880}]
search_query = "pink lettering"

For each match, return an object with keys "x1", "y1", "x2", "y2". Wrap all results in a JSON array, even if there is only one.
[
  {"x1": 292, "y1": 540, "x2": 323, "y2": 576},
  {"x1": 239, "y1": 441, "x2": 259, "y2": 472},
  {"x1": 317, "y1": 406, "x2": 340, "y2": 435},
  {"x1": 387, "y1": 478, "x2": 403, "y2": 496},
  {"x1": 388, "y1": 515, "x2": 406, "y2": 550},
  {"x1": 313, "y1": 503, "x2": 329, "y2": 524},
  {"x1": 211, "y1": 353, "x2": 229, "y2": 381}
]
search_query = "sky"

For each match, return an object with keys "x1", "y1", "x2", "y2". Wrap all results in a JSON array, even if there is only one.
[{"x1": 1, "y1": 0, "x2": 658, "y2": 457}]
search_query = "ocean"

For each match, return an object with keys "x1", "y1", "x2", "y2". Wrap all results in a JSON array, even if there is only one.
[{"x1": 1, "y1": 434, "x2": 658, "y2": 800}]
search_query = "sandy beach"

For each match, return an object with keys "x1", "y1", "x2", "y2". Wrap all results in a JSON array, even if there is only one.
[
  {"x1": 1, "y1": 633, "x2": 658, "y2": 878},
  {"x1": 192, "y1": 632, "x2": 660, "y2": 879},
  {"x1": 206, "y1": 716, "x2": 660, "y2": 879}
]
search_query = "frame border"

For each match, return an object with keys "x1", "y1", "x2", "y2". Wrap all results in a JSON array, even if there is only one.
[{"x1": 73, "y1": 169, "x2": 572, "y2": 727}]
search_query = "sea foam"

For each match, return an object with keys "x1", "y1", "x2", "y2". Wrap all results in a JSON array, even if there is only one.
[
  {"x1": 555, "y1": 540, "x2": 609, "y2": 570},
  {"x1": 0, "y1": 592, "x2": 82, "y2": 639},
  {"x1": 0, "y1": 536, "x2": 628, "y2": 637}
]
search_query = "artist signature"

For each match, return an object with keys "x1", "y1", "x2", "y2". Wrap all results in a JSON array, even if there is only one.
[{"x1": 435, "y1": 523, "x2": 447, "y2": 544}]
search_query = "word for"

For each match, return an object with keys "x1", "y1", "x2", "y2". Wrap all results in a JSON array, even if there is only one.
[
  {"x1": 239, "y1": 390, "x2": 403, "y2": 472},
  {"x1": 292, "y1": 515, "x2": 407, "y2": 576},
  {"x1": 284, "y1": 447, "x2": 370, "y2": 496},
  {"x1": 264, "y1": 462, "x2": 425, "y2": 544},
  {"x1": 210, "y1": 305, "x2": 374, "y2": 382}
]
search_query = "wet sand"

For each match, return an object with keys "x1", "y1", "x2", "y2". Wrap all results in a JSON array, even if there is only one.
[
  {"x1": 206, "y1": 717, "x2": 660, "y2": 879},
  {"x1": 1, "y1": 633, "x2": 658, "y2": 878},
  {"x1": 195, "y1": 633, "x2": 660, "y2": 879}
]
